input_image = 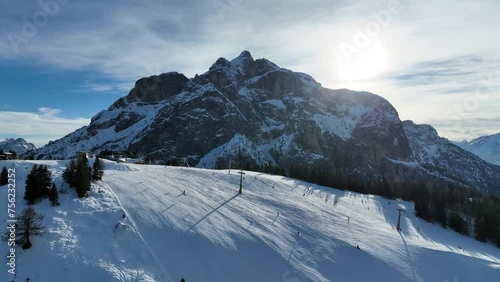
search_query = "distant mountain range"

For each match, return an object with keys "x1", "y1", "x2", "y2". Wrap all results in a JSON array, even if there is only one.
[
  {"x1": 0, "y1": 138, "x2": 36, "y2": 155},
  {"x1": 455, "y1": 133, "x2": 500, "y2": 166},
  {"x1": 34, "y1": 51, "x2": 500, "y2": 194}
]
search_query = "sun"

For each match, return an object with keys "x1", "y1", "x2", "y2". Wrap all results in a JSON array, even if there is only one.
[{"x1": 336, "y1": 41, "x2": 388, "y2": 82}]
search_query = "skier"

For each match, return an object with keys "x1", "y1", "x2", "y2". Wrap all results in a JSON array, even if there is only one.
[{"x1": 356, "y1": 245, "x2": 360, "y2": 250}]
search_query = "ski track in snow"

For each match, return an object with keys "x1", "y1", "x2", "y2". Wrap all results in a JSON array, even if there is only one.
[{"x1": 101, "y1": 181, "x2": 173, "y2": 282}]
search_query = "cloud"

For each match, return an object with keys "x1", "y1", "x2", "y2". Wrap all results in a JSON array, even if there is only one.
[
  {"x1": 390, "y1": 55, "x2": 494, "y2": 87},
  {"x1": 0, "y1": 0, "x2": 499, "y2": 142},
  {"x1": 74, "y1": 82, "x2": 132, "y2": 94},
  {"x1": 0, "y1": 108, "x2": 89, "y2": 147},
  {"x1": 429, "y1": 117, "x2": 500, "y2": 142},
  {"x1": 38, "y1": 107, "x2": 62, "y2": 117},
  {"x1": 0, "y1": 0, "x2": 348, "y2": 82}
]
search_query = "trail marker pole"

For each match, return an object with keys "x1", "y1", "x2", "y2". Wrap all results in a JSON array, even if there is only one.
[
  {"x1": 397, "y1": 207, "x2": 406, "y2": 231},
  {"x1": 238, "y1": 168, "x2": 245, "y2": 194}
]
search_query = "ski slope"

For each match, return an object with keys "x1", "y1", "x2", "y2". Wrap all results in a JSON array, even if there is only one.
[{"x1": 1, "y1": 160, "x2": 499, "y2": 281}]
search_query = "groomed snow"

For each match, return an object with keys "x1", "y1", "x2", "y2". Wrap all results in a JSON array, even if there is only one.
[{"x1": 1, "y1": 160, "x2": 499, "y2": 281}]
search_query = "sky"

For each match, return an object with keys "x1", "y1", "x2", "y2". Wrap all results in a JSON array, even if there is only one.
[{"x1": 0, "y1": 0, "x2": 499, "y2": 148}]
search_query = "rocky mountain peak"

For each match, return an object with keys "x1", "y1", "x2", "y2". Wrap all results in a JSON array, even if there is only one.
[
  {"x1": 230, "y1": 50, "x2": 254, "y2": 71},
  {"x1": 0, "y1": 138, "x2": 36, "y2": 154},
  {"x1": 456, "y1": 133, "x2": 500, "y2": 166},
  {"x1": 110, "y1": 72, "x2": 189, "y2": 109},
  {"x1": 210, "y1": 57, "x2": 232, "y2": 70}
]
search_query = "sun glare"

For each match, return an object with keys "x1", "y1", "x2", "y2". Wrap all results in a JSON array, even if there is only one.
[{"x1": 337, "y1": 41, "x2": 388, "y2": 82}]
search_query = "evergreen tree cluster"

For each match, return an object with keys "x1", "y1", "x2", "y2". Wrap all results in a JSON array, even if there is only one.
[
  {"x1": 473, "y1": 196, "x2": 500, "y2": 246},
  {"x1": 63, "y1": 156, "x2": 91, "y2": 197},
  {"x1": 63, "y1": 155, "x2": 104, "y2": 198},
  {"x1": 24, "y1": 164, "x2": 54, "y2": 205}
]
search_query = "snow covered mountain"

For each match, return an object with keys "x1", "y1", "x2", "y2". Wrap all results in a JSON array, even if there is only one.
[
  {"x1": 455, "y1": 133, "x2": 500, "y2": 166},
  {"x1": 1, "y1": 160, "x2": 499, "y2": 281},
  {"x1": 403, "y1": 121, "x2": 500, "y2": 192},
  {"x1": 0, "y1": 138, "x2": 36, "y2": 155},
  {"x1": 35, "y1": 51, "x2": 500, "y2": 193}
]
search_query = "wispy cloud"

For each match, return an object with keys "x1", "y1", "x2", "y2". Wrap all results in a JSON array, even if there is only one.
[
  {"x1": 0, "y1": 0, "x2": 499, "y2": 143},
  {"x1": 429, "y1": 117, "x2": 500, "y2": 141},
  {"x1": 73, "y1": 82, "x2": 133, "y2": 95},
  {"x1": 0, "y1": 0, "x2": 348, "y2": 81},
  {"x1": 0, "y1": 108, "x2": 89, "y2": 147},
  {"x1": 391, "y1": 55, "x2": 492, "y2": 87}
]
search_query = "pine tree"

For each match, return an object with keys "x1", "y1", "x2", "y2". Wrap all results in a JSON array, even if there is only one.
[
  {"x1": 14, "y1": 207, "x2": 45, "y2": 250},
  {"x1": 49, "y1": 183, "x2": 60, "y2": 206},
  {"x1": 75, "y1": 155, "x2": 91, "y2": 198},
  {"x1": 24, "y1": 165, "x2": 38, "y2": 205},
  {"x1": 92, "y1": 156, "x2": 104, "y2": 181},
  {"x1": 475, "y1": 216, "x2": 488, "y2": 242},
  {"x1": 63, "y1": 160, "x2": 77, "y2": 187},
  {"x1": 448, "y1": 212, "x2": 468, "y2": 235},
  {"x1": 36, "y1": 165, "x2": 52, "y2": 199},
  {"x1": 0, "y1": 166, "x2": 8, "y2": 186}
]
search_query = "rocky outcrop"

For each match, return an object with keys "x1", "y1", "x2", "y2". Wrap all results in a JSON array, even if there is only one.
[{"x1": 111, "y1": 72, "x2": 189, "y2": 107}]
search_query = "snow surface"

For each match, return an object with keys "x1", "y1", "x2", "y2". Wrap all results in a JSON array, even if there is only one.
[
  {"x1": 312, "y1": 105, "x2": 370, "y2": 140},
  {"x1": 264, "y1": 99, "x2": 286, "y2": 109},
  {"x1": 36, "y1": 102, "x2": 166, "y2": 159},
  {"x1": 1, "y1": 160, "x2": 499, "y2": 281}
]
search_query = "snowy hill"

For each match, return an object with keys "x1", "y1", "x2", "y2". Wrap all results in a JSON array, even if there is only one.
[
  {"x1": 456, "y1": 133, "x2": 500, "y2": 166},
  {"x1": 1, "y1": 160, "x2": 499, "y2": 281},
  {"x1": 0, "y1": 138, "x2": 36, "y2": 155}
]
